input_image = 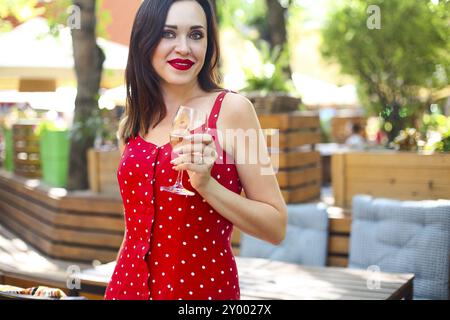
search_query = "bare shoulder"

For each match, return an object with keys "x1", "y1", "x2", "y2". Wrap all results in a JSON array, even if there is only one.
[{"x1": 220, "y1": 92, "x2": 258, "y2": 130}]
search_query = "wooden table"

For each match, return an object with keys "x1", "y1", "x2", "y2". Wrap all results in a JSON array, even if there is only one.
[{"x1": 236, "y1": 257, "x2": 414, "y2": 300}]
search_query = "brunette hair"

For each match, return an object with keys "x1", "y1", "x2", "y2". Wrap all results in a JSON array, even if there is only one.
[{"x1": 118, "y1": 0, "x2": 222, "y2": 144}]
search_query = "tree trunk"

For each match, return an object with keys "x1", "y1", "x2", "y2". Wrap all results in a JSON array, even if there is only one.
[
  {"x1": 67, "y1": 0, "x2": 105, "y2": 190},
  {"x1": 265, "y1": 0, "x2": 292, "y2": 80}
]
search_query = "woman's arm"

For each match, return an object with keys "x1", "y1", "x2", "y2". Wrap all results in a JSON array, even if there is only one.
[{"x1": 196, "y1": 93, "x2": 287, "y2": 245}]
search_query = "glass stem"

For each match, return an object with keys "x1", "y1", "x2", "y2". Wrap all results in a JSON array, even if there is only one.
[{"x1": 174, "y1": 169, "x2": 184, "y2": 188}]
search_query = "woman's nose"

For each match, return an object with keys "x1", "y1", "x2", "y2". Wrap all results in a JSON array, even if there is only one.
[{"x1": 175, "y1": 37, "x2": 190, "y2": 55}]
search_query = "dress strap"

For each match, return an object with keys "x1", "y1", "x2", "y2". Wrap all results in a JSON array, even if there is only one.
[{"x1": 207, "y1": 89, "x2": 231, "y2": 130}]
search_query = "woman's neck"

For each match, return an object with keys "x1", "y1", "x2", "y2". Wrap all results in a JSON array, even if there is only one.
[{"x1": 161, "y1": 81, "x2": 204, "y2": 112}]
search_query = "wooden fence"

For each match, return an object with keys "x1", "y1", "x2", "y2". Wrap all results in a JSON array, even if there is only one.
[{"x1": 332, "y1": 151, "x2": 450, "y2": 208}]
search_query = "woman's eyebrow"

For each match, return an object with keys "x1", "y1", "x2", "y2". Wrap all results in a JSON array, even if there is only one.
[{"x1": 165, "y1": 25, "x2": 205, "y2": 30}]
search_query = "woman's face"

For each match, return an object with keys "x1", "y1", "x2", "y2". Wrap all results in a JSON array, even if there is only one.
[{"x1": 152, "y1": 1, "x2": 208, "y2": 86}]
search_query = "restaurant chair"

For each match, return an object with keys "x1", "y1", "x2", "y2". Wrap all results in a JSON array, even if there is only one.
[
  {"x1": 348, "y1": 194, "x2": 450, "y2": 300},
  {"x1": 240, "y1": 202, "x2": 329, "y2": 267}
]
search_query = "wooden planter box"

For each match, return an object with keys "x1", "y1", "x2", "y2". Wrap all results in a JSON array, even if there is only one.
[
  {"x1": 0, "y1": 170, "x2": 124, "y2": 263},
  {"x1": 259, "y1": 111, "x2": 322, "y2": 203},
  {"x1": 87, "y1": 148, "x2": 121, "y2": 198},
  {"x1": 245, "y1": 92, "x2": 301, "y2": 114},
  {"x1": 332, "y1": 151, "x2": 450, "y2": 208}
]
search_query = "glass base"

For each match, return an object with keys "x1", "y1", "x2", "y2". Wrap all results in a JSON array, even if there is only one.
[{"x1": 160, "y1": 185, "x2": 195, "y2": 196}]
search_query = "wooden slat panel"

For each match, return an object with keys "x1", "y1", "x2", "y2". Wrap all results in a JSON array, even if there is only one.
[
  {"x1": 331, "y1": 153, "x2": 346, "y2": 208},
  {"x1": 0, "y1": 187, "x2": 124, "y2": 232},
  {"x1": 329, "y1": 216, "x2": 351, "y2": 234},
  {"x1": 346, "y1": 181, "x2": 450, "y2": 205},
  {"x1": 0, "y1": 199, "x2": 122, "y2": 248},
  {"x1": 267, "y1": 131, "x2": 321, "y2": 148},
  {"x1": 258, "y1": 113, "x2": 320, "y2": 130},
  {"x1": 277, "y1": 166, "x2": 321, "y2": 188},
  {"x1": 327, "y1": 256, "x2": 349, "y2": 268},
  {"x1": 347, "y1": 166, "x2": 450, "y2": 184},
  {"x1": 277, "y1": 151, "x2": 320, "y2": 169},
  {"x1": 281, "y1": 183, "x2": 321, "y2": 203},
  {"x1": 345, "y1": 152, "x2": 450, "y2": 168},
  {"x1": 0, "y1": 169, "x2": 124, "y2": 214},
  {"x1": 328, "y1": 235, "x2": 349, "y2": 255}
]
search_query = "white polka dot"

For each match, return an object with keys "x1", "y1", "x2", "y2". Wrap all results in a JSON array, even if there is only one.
[
  {"x1": 211, "y1": 278, "x2": 215, "y2": 282},
  {"x1": 180, "y1": 279, "x2": 184, "y2": 283},
  {"x1": 191, "y1": 272, "x2": 195, "y2": 276},
  {"x1": 136, "y1": 164, "x2": 139, "y2": 168}
]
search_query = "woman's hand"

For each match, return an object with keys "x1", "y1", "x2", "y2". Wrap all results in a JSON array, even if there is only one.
[{"x1": 170, "y1": 133, "x2": 218, "y2": 192}]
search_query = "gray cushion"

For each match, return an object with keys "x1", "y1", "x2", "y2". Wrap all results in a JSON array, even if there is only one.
[
  {"x1": 240, "y1": 203, "x2": 329, "y2": 266},
  {"x1": 349, "y1": 194, "x2": 450, "y2": 300}
]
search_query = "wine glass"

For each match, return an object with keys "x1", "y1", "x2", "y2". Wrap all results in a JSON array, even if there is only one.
[{"x1": 160, "y1": 106, "x2": 208, "y2": 196}]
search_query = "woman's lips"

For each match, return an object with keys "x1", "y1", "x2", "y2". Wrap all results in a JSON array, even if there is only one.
[{"x1": 168, "y1": 59, "x2": 194, "y2": 71}]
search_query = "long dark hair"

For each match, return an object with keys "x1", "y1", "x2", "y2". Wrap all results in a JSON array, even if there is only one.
[{"x1": 119, "y1": 0, "x2": 222, "y2": 144}]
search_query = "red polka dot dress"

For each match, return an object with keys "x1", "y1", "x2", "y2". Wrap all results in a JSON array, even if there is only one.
[{"x1": 104, "y1": 90, "x2": 243, "y2": 300}]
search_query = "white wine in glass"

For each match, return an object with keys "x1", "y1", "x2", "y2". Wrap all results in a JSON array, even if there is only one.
[{"x1": 160, "y1": 106, "x2": 208, "y2": 196}]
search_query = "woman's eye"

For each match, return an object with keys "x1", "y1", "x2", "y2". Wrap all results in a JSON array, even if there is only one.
[
  {"x1": 162, "y1": 30, "x2": 175, "y2": 39},
  {"x1": 190, "y1": 31, "x2": 204, "y2": 40}
]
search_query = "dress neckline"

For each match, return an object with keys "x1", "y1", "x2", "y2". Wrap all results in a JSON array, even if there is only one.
[{"x1": 138, "y1": 90, "x2": 226, "y2": 148}]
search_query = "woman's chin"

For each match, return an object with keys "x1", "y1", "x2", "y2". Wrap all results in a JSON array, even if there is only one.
[{"x1": 162, "y1": 76, "x2": 197, "y2": 86}]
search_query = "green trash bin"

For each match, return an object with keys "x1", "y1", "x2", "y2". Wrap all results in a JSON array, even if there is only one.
[
  {"x1": 40, "y1": 130, "x2": 69, "y2": 187},
  {"x1": 3, "y1": 128, "x2": 14, "y2": 172}
]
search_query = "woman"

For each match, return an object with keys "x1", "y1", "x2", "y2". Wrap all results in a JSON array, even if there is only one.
[{"x1": 105, "y1": 0, "x2": 287, "y2": 300}]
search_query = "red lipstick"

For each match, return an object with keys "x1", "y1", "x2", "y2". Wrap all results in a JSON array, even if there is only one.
[{"x1": 168, "y1": 58, "x2": 195, "y2": 71}]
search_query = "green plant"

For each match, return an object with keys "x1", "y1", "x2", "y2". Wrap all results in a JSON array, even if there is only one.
[
  {"x1": 243, "y1": 42, "x2": 294, "y2": 94},
  {"x1": 434, "y1": 131, "x2": 450, "y2": 152},
  {"x1": 321, "y1": 0, "x2": 450, "y2": 142},
  {"x1": 392, "y1": 128, "x2": 422, "y2": 151}
]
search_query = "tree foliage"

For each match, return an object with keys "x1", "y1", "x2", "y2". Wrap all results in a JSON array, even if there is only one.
[{"x1": 321, "y1": 0, "x2": 450, "y2": 141}]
